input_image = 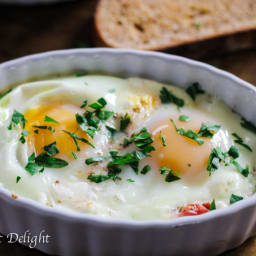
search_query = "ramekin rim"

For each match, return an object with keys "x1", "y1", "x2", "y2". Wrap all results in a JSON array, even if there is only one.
[{"x1": 1, "y1": 48, "x2": 256, "y2": 228}]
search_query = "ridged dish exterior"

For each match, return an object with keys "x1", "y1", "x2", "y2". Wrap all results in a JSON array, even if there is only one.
[{"x1": 0, "y1": 49, "x2": 256, "y2": 256}]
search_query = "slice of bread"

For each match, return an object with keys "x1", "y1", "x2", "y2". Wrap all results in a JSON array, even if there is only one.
[{"x1": 95, "y1": 0, "x2": 256, "y2": 50}]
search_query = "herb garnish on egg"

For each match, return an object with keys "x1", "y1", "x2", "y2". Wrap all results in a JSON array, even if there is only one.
[
  {"x1": 16, "y1": 176, "x2": 21, "y2": 184},
  {"x1": 63, "y1": 130, "x2": 95, "y2": 151},
  {"x1": 240, "y1": 118, "x2": 256, "y2": 134},
  {"x1": 186, "y1": 82, "x2": 205, "y2": 101},
  {"x1": 209, "y1": 200, "x2": 216, "y2": 210},
  {"x1": 8, "y1": 110, "x2": 26, "y2": 130},
  {"x1": 159, "y1": 131, "x2": 166, "y2": 147},
  {"x1": 87, "y1": 128, "x2": 155, "y2": 183},
  {"x1": 179, "y1": 115, "x2": 190, "y2": 122},
  {"x1": 197, "y1": 123, "x2": 221, "y2": 138},
  {"x1": 120, "y1": 113, "x2": 131, "y2": 132},
  {"x1": 208, "y1": 146, "x2": 249, "y2": 177},
  {"x1": 232, "y1": 133, "x2": 253, "y2": 152},
  {"x1": 25, "y1": 142, "x2": 68, "y2": 176},
  {"x1": 170, "y1": 119, "x2": 204, "y2": 145},
  {"x1": 141, "y1": 165, "x2": 151, "y2": 175},
  {"x1": 159, "y1": 167, "x2": 180, "y2": 182},
  {"x1": 207, "y1": 147, "x2": 227, "y2": 174},
  {"x1": 44, "y1": 115, "x2": 59, "y2": 124},
  {"x1": 230, "y1": 194, "x2": 243, "y2": 204},
  {"x1": 160, "y1": 87, "x2": 184, "y2": 107}
]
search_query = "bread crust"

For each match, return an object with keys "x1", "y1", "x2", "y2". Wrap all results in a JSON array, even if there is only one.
[{"x1": 94, "y1": 0, "x2": 256, "y2": 51}]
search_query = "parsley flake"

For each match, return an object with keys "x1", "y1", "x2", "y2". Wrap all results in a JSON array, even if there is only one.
[
  {"x1": 228, "y1": 146, "x2": 239, "y2": 159},
  {"x1": 87, "y1": 174, "x2": 110, "y2": 183},
  {"x1": 186, "y1": 82, "x2": 205, "y2": 101},
  {"x1": 207, "y1": 147, "x2": 227, "y2": 174},
  {"x1": 16, "y1": 176, "x2": 21, "y2": 183},
  {"x1": 19, "y1": 130, "x2": 29, "y2": 144},
  {"x1": 120, "y1": 113, "x2": 131, "y2": 132},
  {"x1": 85, "y1": 156, "x2": 107, "y2": 165},
  {"x1": 8, "y1": 110, "x2": 26, "y2": 130},
  {"x1": 63, "y1": 130, "x2": 95, "y2": 151},
  {"x1": 141, "y1": 165, "x2": 151, "y2": 175},
  {"x1": 170, "y1": 119, "x2": 204, "y2": 145},
  {"x1": 159, "y1": 167, "x2": 180, "y2": 182},
  {"x1": 232, "y1": 133, "x2": 252, "y2": 152},
  {"x1": 44, "y1": 141, "x2": 59, "y2": 156},
  {"x1": 44, "y1": 115, "x2": 59, "y2": 124},
  {"x1": 230, "y1": 194, "x2": 243, "y2": 204},
  {"x1": 80, "y1": 100, "x2": 88, "y2": 108},
  {"x1": 197, "y1": 123, "x2": 220, "y2": 138},
  {"x1": 160, "y1": 87, "x2": 184, "y2": 107},
  {"x1": 179, "y1": 115, "x2": 190, "y2": 122},
  {"x1": 127, "y1": 179, "x2": 134, "y2": 183},
  {"x1": 72, "y1": 152, "x2": 78, "y2": 160},
  {"x1": 240, "y1": 118, "x2": 256, "y2": 134},
  {"x1": 159, "y1": 131, "x2": 166, "y2": 147},
  {"x1": 230, "y1": 160, "x2": 249, "y2": 177},
  {"x1": 209, "y1": 200, "x2": 216, "y2": 210}
]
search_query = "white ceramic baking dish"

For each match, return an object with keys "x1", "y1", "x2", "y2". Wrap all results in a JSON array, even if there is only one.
[{"x1": 0, "y1": 49, "x2": 256, "y2": 256}]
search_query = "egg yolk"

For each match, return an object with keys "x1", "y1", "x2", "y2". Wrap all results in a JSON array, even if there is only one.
[
  {"x1": 25, "y1": 105, "x2": 91, "y2": 159},
  {"x1": 151, "y1": 118, "x2": 213, "y2": 182}
]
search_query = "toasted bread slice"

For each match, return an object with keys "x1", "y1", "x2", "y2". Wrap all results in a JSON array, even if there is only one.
[{"x1": 95, "y1": 0, "x2": 256, "y2": 50}]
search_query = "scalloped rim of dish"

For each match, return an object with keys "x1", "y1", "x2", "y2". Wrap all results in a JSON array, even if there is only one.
[{"x1": 0, "y1": 48, "x2": 256, "y2": 227}]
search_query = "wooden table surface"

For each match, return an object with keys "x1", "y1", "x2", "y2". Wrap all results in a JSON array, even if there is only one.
[{"x1": 0, "y1": 0, "x2": 256, "y2": 255}]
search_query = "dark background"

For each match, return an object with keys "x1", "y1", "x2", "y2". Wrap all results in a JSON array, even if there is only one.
[{"x1": 0, "y1": 0, "x2": 256, "y2": 255}]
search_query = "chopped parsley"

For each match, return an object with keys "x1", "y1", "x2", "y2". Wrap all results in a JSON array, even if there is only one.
[
  {"x1": 228, "y1": 146, "x2": 239, "y2": 159},
  {"x1": 16, "y1": 176, "x2": 21, "y2": 183},
  {"x1": 87, "y1": 128, "x2": 155, "y2": 183},
  {"x1": 170, "y1": 119, "x2": 204, "y2": 145},
  {"x1": 123, "y1": 128, "x2": 155, "y2": 153},
  {"x1": 87, "y1": 174, "x2": 110, "y2": 183},
  {"x1": 63, "y1": 130, "x2": 94, "y2": 151},
  {"x1": 19, "y1": 130, "x2": 29, "y2": 144},
  {"x1": 44, "y1": 115, "x2": 59, "y2": 124},
  {"x1": 32, "y1": 125, "x2": 47, "y2": 129},
  {"x1": 159, "y1": 167, "x2": 180, "y2": 182},
  {"x1": 207, "y1": 147, "x2": 227, "y2": 174},
  {"x1": 160, "y1": 87, "x2": 184, "y2": 107},
  {"x1": 127, "y1": 179, "x2": 134, "y2": 183},
  {"x1": 120, "y1": 113, "x2": 131, "y2": 132},
  {"x1": 75, "y1": 72, "x2": 87, "y2": 77},
  {"x1": 44, "y1": 141, "x2": 59, "y2": 156},
  {"x1": 72, "y1": 152, "x2": 78, "y2": 160},
  {"x1": 197, "y1": 123, "x2": 221, "y2": 138},
  {"x1": 89, "y1": 97, "x2": 107, "y2": 109},
  {"x1": 76, "y1": 113, "x2": 97, "y2": 139},
  {"x1": 230, "y1": 194, "x2": 243, "y2": 204},
  {"x1": 0, "y1": 88, "x2": 12, "y2": 100},
  {"x1": 34, "y1": 153, "x2": 68, "y2": 169},
  {"x1": 80, "y1": 100, "x2": 88, "y2": 109},
  {"x1": 209, "y1": 200, "x2": 216, "y2": 210},
  {"x1": 232, "y1": 133, "x2": 252, "y2": 152},
  {"x1": 106, "y1": 125, "x2": 117, "y2": 139},
  {"x1": 186, "y1": 82, "x2": 205, "y2": 101},
  {"x1": 85, "y1": 156, "x2": 107, "y2": 165},
  {"x1": 230, "y1": 160, "x2": 249, "y2": 177},
  {"x1": 8, "y1": 110, "x2": 26, "y2": 130},
  {"x1": 179, "y1": 115, "x2": 190, "y2": 122},
  {"x1": 159, "y1": 131, "x2": 166, "y2": 147},
  {"x1": 240, "y1": 118, "x2": 256, "y2": 134},
  {"x1": 141, "y1": 165, "x2": 151, "y2": 175}
]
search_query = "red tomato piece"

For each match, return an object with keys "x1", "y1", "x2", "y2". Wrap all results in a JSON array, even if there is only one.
[{"x1": 179, "y1": 203, "x2": 210, "y2": 217}]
